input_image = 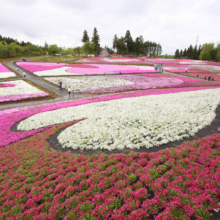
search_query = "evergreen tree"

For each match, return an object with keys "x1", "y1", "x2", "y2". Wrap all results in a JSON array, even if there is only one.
[
  {"x1": 193, "y1": 45, "x2": 198, "y2": 60},
  {"x1": 183, "y1": 49, "x2": 187, "y2": 57},
  {"x1": 44, "y1": 41, "x2": 49, "y2": 51},
  {"x1": 180, "y1": 49, "x2": 183, "y2": 58},
  {"x1": 175, "y1": 49, "x2": 180, "y2": 58},
  {"x1": 113, "y1": 34, "x2": 118, "y2": 52},
  {"x1": 124, "y1": 30, "x2": 133, "y2": 54},
  {"x1": 187, "y1": 45, "x2": 193, "y2": 59},
  {"x1": 82, "y1": 30, "x2": 89, "y2": 43},
  {"x1": 91, "y1": 27, "x2": 100, "y2": 56}
]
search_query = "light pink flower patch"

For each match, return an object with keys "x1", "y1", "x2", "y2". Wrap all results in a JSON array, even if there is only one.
[
  {"x1": 66, "y1": 64, "x2": 157, "y2": 75},
  {"x1": 75, "y1": 56, "x2": 145, "y2": 63},
  {"x1": 0, "y1": 93, "x2": 49, "y2": 103},
  {"x1": 16, "y1": 62, "x2": 67, "y2": 73}
]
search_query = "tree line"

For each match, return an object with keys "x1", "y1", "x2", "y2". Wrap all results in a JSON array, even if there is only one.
[
  {"x1": 112, "y1": 30, "x2": 162, "y2": 57},
  {"x1": 175, "y1": 43, "x2": 220, "y2": 61},
  {"x1": 0, "y1": 35, "x2": 45, "y2": 58}
]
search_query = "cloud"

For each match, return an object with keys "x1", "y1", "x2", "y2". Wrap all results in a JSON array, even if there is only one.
[{"x1": 0, "y1": 0, "x2": 219, "y2": 54}]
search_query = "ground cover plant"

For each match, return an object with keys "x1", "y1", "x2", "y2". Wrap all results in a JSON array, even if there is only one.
[
  {"x1": 44, "y1": 74, "x2": 220, "y2": 94},
  {"x1": 74, "y1": 56, "x2": 146, "y2": 64},
  {"x1": 0, "y1": 80, "x2": 49, "y2": 103},
  {"x1": 0, "y1": 63, "x2": 17, "y2": 78},
  {"x1": 16, "y1": 62, "x2": 158, "y2": 76},
  {"x1": 1, "y1": 86, "x2": 219, "y2": 148},
  {"x1": 0, "y1": 121, "x2": 219, "y2": 219},
  {"x1": 16, "y1": 88, "x2": 220, "y2": 151}
]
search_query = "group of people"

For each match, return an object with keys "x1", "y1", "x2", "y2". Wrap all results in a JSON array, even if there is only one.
[
  {"x1": 197, "y1": 74, "x2": 214, "y2": 81},
  {"x1": 58, "y1": 81, "x2": 74, "y2": 98}
]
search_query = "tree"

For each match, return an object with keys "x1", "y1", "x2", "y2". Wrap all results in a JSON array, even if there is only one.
[
  {"x1": 124, "y1": 30, "x2": 133, "y2": 54},
  {"x1": 216, "y1": 52, "x2": 220, "y2": 62},
  {"x1": 72, "y1": 46, "x2": 82, "y2": 55},
  {"x1": 180, "y1": 50, "x2": 183, "y2": 58},
  {"x1": 116, "y1": 37, "x2": 126, "y2": 55},
  {"x1": 193, "y1": 45, "x2": 198, "y2": 60},
  {"x1": 81, "y1": 41, "x2": 96, "y2": 55},
  {"x1": 82, "y1": 30, "x2": 89, "y2": 43},
  {"x1": 200, "y1": 51, "x2": 211, "y2": 61},
  {"x1": 48, "y1": 44, "x2": 59, "y2": 55},
  {"x1": 44, "y1": 41, "x2": 49, "y2": 52},
  {"x1": 187, "y1": 45, "x2": 193, "y2": 59},
  {"x1": 113, "y1": 34, "x2": 118, "y2": 52},
  {"x1": 92, "y1": 27, "x2": 100, "y2": 56},
  {"x1": 175, "y1": 49, "x2": 180, "y2": 58}
]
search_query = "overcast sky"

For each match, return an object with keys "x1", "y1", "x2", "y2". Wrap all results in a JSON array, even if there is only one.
[{"x1": 0, "y1": 0, "x2": 219, "y2": 54}]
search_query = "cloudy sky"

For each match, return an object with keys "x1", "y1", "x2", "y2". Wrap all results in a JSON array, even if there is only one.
[{"x1": 0, "y1": 0, "x2": 219, "y2": 54}]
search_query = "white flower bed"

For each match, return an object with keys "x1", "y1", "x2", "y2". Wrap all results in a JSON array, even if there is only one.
[
  {"x1": 0, "y1": 80, "x2": 47, "y2": 96},
  {"x1": 18, "y1": 89, "x2": 220, "y2": 150},
  {"x1": 34, "y1": 67, "x2": 81, "y2": 76},
  {"x1": 0, "y1": 72, "x2": 16, "y2": 78},
  {"x1": 45, "y1": 76, "x2": 134, "y2": 91}
]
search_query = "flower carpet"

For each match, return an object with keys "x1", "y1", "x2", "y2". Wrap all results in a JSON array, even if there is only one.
[
  {"x1": 44, "y1": 74, "x2": 220, "y2": 94},
  {"x1": 0, "y1": 63, "x2": 17, "y2": 78},
  {"x1": 1, "y1": 58, "x2": 220, "y2": 219},
  {"x1": 0, "y1": 125, "x2": 219, "y2": 219},
  {"x1": 16, "y1": 62, "x2": 158, "y2": 76},
  {"x1": 75, "y1": 56, "x2": 146, "y2": 63},
  {"x1": 0, "y1": 80, "x2": 49, "y2": 103}
]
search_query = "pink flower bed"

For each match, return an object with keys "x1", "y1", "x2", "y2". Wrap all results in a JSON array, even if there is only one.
[
  {"x1": 80, "y1": 74, "x2": 220, "y2": 94},
  {"x1": 0, "y1": 86, "x2": 218, "y2": 148},
  {"x1": 0, "y1": 83, "x2": 15, "y2": 88},
  {"x1": 66, "y1": 64, "x2": 157, "y2": 75},
  {"x1": 0, "y1": 126, "x2": 219, "y2": 219},
  {"x1": 0, "y1": 63, "x2": 11, "y2": 72},
  {"x1": 16, "y1": 62, "x2": 67, "y2": 73},
  {"x1": 0, "y1": 93, "x2": 49, "y2": 103},
  {"x1": 75, "y1": 56, "x2": 145, "y2": 63}
]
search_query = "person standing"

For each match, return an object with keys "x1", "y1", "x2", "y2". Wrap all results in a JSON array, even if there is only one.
[
  {"x1": 120, "y1": 70, "x2": 122, "y2": 75},
  {"x1": 23, "y1": 71, "x2": 26, "y2": 77},
  {"x1": 59, "y1": 81, "x2": 63, "y2": 90}
]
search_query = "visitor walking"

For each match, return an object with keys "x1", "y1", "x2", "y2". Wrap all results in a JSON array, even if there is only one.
[
  {"x1": 68, "y1": 87, "x2": 72, "y2": 97},
  {"x1": 120, "y1": 70, "x2": 122, "y2": 75},
  {"x1": 197, "y1": 74, "x2": 199, "y2": 78},
  {"x1": 204, "y1": 76, "x2": 206, "y2": 80},
  {"x1": 16, "y1": 67, "x2": 19, "y2": 72},
  {"x1": 23, "y1": 71, "x2": 26, "y2": 77},
  {"x1": 59, "y1": 81, "x2": 63, "y2": 90},
  {"x1": 185, "y1": 69, "x2": 187, "y2": 73},
  {"x1": 72, "y1": 89, "x2": 74, "y2": 98}
]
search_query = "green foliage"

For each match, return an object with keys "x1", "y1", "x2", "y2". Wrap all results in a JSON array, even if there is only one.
[
  {"x1": 109, "y1": 199, "x2": 122, "y2": 209},
  {"x1": 82, "y1": 30, "x2": 90, "y2": 43},
  {"x1": 199, "y1": 51, "x2": 211, "y2": 61},
  {"x1": 80, "y1": 203, "x2": 93, "y2": 212},
  {"x1": 48, "y1": 44, "x2": 59, "y2": 55},
  {"x1": 82, "y1": 213, "x2": 97, "y2": 220},
  {"x1": 149, "y1": 169, "x2": 160, "y2": 180},
  {"x1": 127, "y1": 174, "x2": 137, "y2": 184},
  {"x1": 81, "y1": 41, "x2": 96, "y2": 55}
]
